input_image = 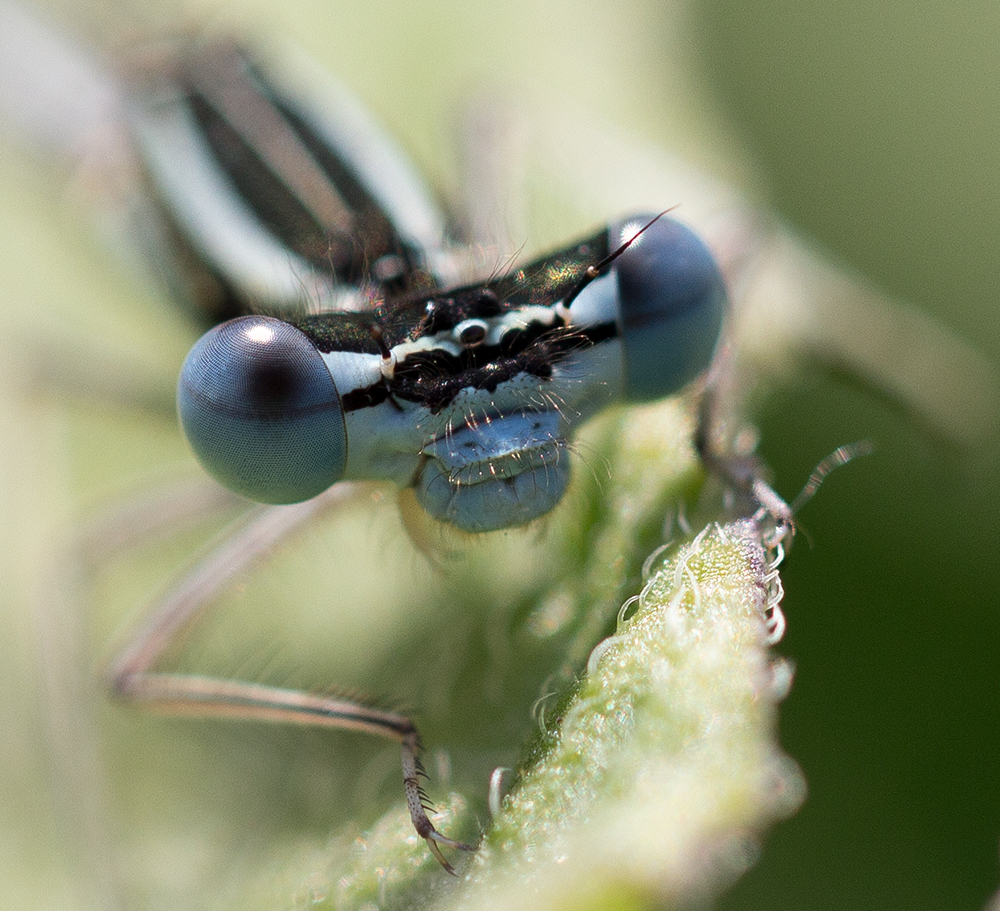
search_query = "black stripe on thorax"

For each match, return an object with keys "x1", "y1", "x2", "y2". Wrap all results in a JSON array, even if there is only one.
[{"x1": 176, "y1": 43, "x2": 433, "y2": 294}]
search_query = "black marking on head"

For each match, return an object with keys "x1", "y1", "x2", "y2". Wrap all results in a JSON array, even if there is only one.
[
  {"x1": 290, "y1": 223, "x2": 621, "y2": 413},
  {"x1": 418, "y1": 288, "x2": 502, "y2": 335},
  {"x1": 290, "y1": 224, "x2": 614, "y2": 356},
  {"x1": 341, "y1": 383, "x2": 392, "y2": 412},
  {"x1": 292, "y1": 309, "x2": 393, "y2": 354},
  {"x1": 340, "y1": 320, "x2": 616, "y2": 414}
]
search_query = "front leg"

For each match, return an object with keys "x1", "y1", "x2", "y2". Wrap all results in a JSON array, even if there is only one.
[{"x1": 105, "y1": 483, "x2": 475, "y2": 872}]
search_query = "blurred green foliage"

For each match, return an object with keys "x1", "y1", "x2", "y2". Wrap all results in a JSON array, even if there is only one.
[
  {"x1": 696, "y1": 1, "x2": 1000, "y2": 908},
  {"x1": 1, "y1": 0, "x2": 997, "y2": 908}
]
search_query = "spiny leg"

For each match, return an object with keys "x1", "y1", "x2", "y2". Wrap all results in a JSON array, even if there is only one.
[
  {"x1": 106, "y1": 481, "x2": 475, "y2": 872},
  {"x1": 696, "y1": 359, "x2": 872, "y2": 542}
]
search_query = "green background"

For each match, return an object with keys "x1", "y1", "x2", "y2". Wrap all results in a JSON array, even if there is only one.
[
  {"x1": 1, "y1": 0, "x2": 997, "y2": 908},
  {"x1": 697, "y1": 1, "x2": 1000, "y2": 908}
]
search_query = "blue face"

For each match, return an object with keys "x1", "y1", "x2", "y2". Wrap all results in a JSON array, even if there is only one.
[{"x1": 178, "y1": 215, "x2": 727, "y2": 532}]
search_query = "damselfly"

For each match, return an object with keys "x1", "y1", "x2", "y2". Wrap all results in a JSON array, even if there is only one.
[
  {"x1": 4, "y1": 12, "x2": 996, "y2": 906},
  {"x1": 97, "y1": 34, "x2": 733, "y2": 870},
  {"x1": 1, "y1": 3, "x2": 899, "y2": 894}
]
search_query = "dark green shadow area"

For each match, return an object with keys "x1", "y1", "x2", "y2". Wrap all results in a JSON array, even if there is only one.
[{"x1": 691, "y1": 1, "x2": 1000, "y2": 907}]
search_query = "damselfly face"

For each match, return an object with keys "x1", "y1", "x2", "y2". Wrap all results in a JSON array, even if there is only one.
[
  {"x1": 141, "y1": 41, "x2": 727, "y2": 531},
  {"x1": 178, "y1": 216, "x2": 725, "y2": 530}
]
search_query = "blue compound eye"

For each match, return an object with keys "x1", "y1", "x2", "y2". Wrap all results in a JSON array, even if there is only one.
[
  {"x1": 613, "y1": 215, "x2": 727, "y2": 402},
  {"x1": 177, "y1": 316, "x2": 347, "y2": 503}
]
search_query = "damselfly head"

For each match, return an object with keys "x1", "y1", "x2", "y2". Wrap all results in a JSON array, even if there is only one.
[{"x1": 177, "y1": 214, "x2": 728, "y2": 531}]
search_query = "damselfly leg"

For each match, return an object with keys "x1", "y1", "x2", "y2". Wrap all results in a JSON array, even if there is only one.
[{"x1": 104, "y1": 485, "x2": 476, "y2": 870}]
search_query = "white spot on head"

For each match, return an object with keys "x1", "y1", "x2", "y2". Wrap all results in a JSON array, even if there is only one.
[{"x1": 454, "y1": 318, "x2": 489, "y2": 347}]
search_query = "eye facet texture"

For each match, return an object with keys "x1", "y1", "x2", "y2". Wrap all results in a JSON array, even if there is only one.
[{"x1": 178, "y1": 316, "x2": 347, "y2": 503}]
